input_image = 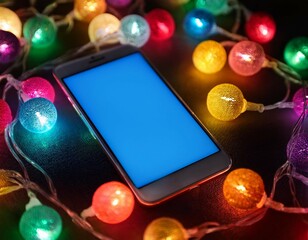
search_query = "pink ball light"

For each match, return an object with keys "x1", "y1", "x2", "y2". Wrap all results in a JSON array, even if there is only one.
[
  {"x1": 292, "y1": 87, "x2": 308, "y2": 117},
  {"x1": 245, "y1": 12, "x2": 276, "y2": 44},
  {"x1": 92, "y1": 181, "x2": 135, "y2": 224},
  {"x1": 0, "y1": 99, "x2": 12, "y2": 134},
  {"x1": 21, "y1": 77, "x2": 55, "y2": 103},
  {"x1": 0, "y1": 29, "x2": 20, "y2": 64},
  {"x1": 145, "y1": 8, "x2": 175, "y2": 41},
  {"x1": 228, "y1": 40, "x2": 266, "y2": 76}
]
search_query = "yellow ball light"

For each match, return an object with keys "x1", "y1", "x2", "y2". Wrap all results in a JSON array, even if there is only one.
[
  {"x1": 207, "y1": 83, "x2": 247, "y2": 121},
  {"x1": 193, "y1": 40, "x2": 227, "y2": 74},
  {"x1": 223, "y1": 168, "x2": 266, "y2": 210},
  {"x1": 0, "y1": 7, "x2": 22, "y2": 37},
  {"x1": 74, "y1": 0, "x2": 107, "y2": 22},
  {"x1": 88, "y1": 13, "x2": 120, "y2": 43},
  {"x1": 143, "y1": 217, "x2": 188, "y2": 240}
]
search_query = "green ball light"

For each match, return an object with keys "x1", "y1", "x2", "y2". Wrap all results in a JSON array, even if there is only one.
[
  {"x1": 23, "y1": 15, "x2": 57, "y2": 48},
  {"x1": 284, "y1": 37, "x2": 308, "y2": 70},
  {"x1": 19, "y1": 205, "x2": 62, "y2": 240},
  {"x1": 195, "y1": 0, "x2": 228, "y2": 15}
]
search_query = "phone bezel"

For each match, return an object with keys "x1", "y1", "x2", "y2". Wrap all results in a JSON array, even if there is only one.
[{"x1": 53, "y1": 44, "x2": 232, "y2": 205}]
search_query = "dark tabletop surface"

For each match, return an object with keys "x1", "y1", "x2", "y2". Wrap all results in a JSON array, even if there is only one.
[{"x1": 0, "y1": 0, "x2": 307, "y2": 240}]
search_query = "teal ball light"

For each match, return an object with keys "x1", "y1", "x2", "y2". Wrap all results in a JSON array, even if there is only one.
[
  {"x1": 19, "y1": 205, "x2": 62, "y2": 240},
  {"x1": 119, "y1": 14, "x2": 150, "y2": 47},
  {"x1": 18, "y1": 97, "x2": 57, "y2": 133}
]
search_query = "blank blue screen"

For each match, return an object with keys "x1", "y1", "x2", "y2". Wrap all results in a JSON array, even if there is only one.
[{"x1": 64, "y1": 53, "x2": 219, "y2": 188}]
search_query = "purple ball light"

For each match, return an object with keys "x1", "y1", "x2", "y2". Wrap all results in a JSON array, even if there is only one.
[
  {"x1": 287, "y1": 133, "x2": 308, "y2": 171},
  {"x1": 0, "y1": 30, "x2": 20, "y2": 63},
  {"x1": 292, "y1": 87, "x2": 308, "y2": 117},
  {"x1": 106, "y1": 0, "x2": 132, "y2": 8}
]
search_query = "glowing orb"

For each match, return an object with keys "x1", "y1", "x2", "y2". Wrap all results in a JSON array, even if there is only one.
[
  {"x1": 223, "y1": 168, "x2": 266, "y2": 210},
  {"x1": 245, "y1": 12, "x2": 276, "y2": 44},
  {"x1": 207, "y1": 83, "x2": 247, "y2": 121},
  {"x1": 74, "y1": 0, "x2": 107, "y2": 22},
  {"x1": 228, "y1": 40, "x2": 265, "y2": 76},
  {"x1": 143, "y1": 217, "x2": 187, "y2": 240},
  {"x1": 92, "y1": 181, "x2": 135, "y2": 224},
  {"x1": 106, "y1": 0, "x2": 132, "y2": 8},
  {"x1": 145, "y1": 8, "x2": 175, "y2": 41},
  {"x1": 292, "y1": 87, "x2": 308, "y2": 116},
  {"x1": 21, "y1": 77, "x2": 55, "y2": 102},
  {"x1": 120, "y1": 14, "x2": 150, "y2": 47},
  {"x1": 18, "y1": 97, "x2": 57, "y2": 133},
  {"x1": 0, "y1": 29, "x2": 20, "y2": 63},
  {"x1": 192, "y1": 40, "x2": 226, "y2": 74},
  {"x1": 0, "y1": 6, "x2": 22, "y2": 37},
  {"x1": 88, "y1": 13, "x2": 120, "y2": 43},
  {"x1": 0, "y1": 99, "x2": 12, "y2": 134},
  {"x1": 23, "y1": 15, "x2": 57, "y2": 48},
  {"x1": 195, "y1": 0, "x2": 229, "y2": 15},
  {"x1": 19, "y1": 205, "x2": 62, "y2": 240},
  {"x1": 284, "y1": 37, "x2": 308, "y2": 70},
  {"x1": 183, "y1": 8, "x2": 215, "y2": 40},
  {"x1": 287, "y1": 133, "x2": 308, "y2": 171}
]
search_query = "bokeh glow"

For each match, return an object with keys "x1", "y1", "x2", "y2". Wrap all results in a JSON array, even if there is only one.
[
  {"x1": 0, "y1": 29, "x2": 20, "y2": 63},
  {"x1": 284, "y1": 37, "x2": 308, "y2": 70},
  {"x1": 0, "y1": 6, "x2": 22, "y2": 37},
  {"x1": 74, "y1": 0, "x2": 107, "y2": 22}
]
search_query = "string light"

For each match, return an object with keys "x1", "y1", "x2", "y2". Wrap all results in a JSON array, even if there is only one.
[
  {"x1": 192, "y1": 40, "x2": 227, "y2": 74},
  {"x1": 74, "y1": 0, "x2": 107, "y2": 22},
  {"x1": 145, "y1": 8, "x2": 175, "y2": 41},
  {"x1": 245, "y1": 12, "x2": 276, "y2": 44},
  {"x1": 223, "y1": 168, "x2": 266, "y2": 210},
  {"x1": 228, "y1": 40, "x2": 266, "y2": 76},
  {"x1": 88, "y1": 13, "x2": 120, "y2": 43},
  {"x1": 0, "y1": 99, "x2": 12, "y2": 134},
  {"x1": 0, "y1": 1, "x2": 307, "y2": 240},
  {"x1": 183, "y1": 8, "x2": 246, "y2": 41},
  {"x1": 82, "y1": 181, "x2": 135, "y2": 224},
  {"x1": 23, "y1": 15, "x2": 57, "y2": 48},
  {"x1": 143, "y1": 217, "x2": 188, "y2": 240},
  {"x1": 206, "y1": 83, "x2": 264, "y2": 121},
  {"x1": 21, "y1": 77, "x2": 56, "y2": 102},
  {"x1": 284, "y1": 36, "x2": 308, "y2": 70},
  {"x1": 19, "y1": 205, "x2": 63, "y2": 240},
  {"x1": 0, "y1": 6, "x2": 22, "y2": 38},
  {"x1": 0, "y1": 30, "x2": 20, "y2": 64},
  {"x1": 119, "y1": 14, "x2": 150, "y2": 47},
  {"x1": 18, "y1": 97, "x2": 57, "y2": 133}
]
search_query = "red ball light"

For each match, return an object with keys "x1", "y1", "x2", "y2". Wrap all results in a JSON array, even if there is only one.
[
  {"x1": 92, "y1": 181, "x2": 135, "y2": 224},
  {"x1": 21, "y1": 77, "x2": 55, "y2": 103},
  {"x1": 0, "y1": 99, "x2": 12, "y2": 133},
  {"x1": 145, "y1": 8, "x2": 175, "y2": 41},
  {"x1": 245, "y1": 12, "x2": 276, "y2": 44},
  {"x1": 228, "y1": 40, "x2": 266, "y2": 76}
]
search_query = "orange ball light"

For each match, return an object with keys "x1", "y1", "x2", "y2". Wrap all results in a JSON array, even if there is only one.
[
  {"x1": 193, "y1": 40, "x2": 227, "y2": 74},
  {"x1": 223, "y1": 168, "x2": 266, "y2": 210},
  {"x1": 143, "y1": 217, "x2": 188, "y2": 240},
  {"x1": 92, "y1": 181, "x2": 135, "y2": 224},
  {"x1": 0, "y1": 7, "x2": 22, "y2": 38},
  {"x1": 74, "y1": 0, "x2": 107, "y2": 22}
]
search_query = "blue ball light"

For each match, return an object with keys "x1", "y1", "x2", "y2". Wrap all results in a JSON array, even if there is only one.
[
  {"x1": 183, "y1": 8, "x2": 215, "y2": 40},
  {"x1": 19, "y1": 97, "x2": 57, "y2": 133}
]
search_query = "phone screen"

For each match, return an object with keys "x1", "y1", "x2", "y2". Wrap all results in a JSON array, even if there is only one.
[{"x1": 63, "y1": 52, "x2": 219, "y2": 188}]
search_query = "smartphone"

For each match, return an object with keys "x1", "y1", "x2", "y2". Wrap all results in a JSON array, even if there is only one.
[{"x1": 53, "y1": 45, "x2": 231, "y2": 205}]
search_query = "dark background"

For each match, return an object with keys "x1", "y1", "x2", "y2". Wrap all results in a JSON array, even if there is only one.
[{"x1": 0, "y1": 0, "x2": 307, "y2": 239}]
